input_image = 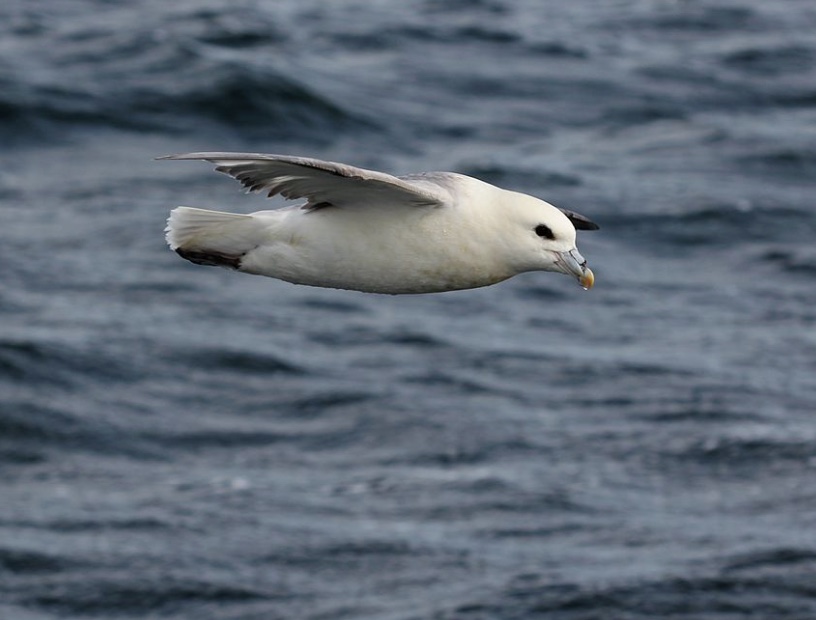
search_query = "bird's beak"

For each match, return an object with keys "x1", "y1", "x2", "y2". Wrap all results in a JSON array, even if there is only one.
[{"x1": 556, "y1": 249, "x2": 594, "y2": 290}]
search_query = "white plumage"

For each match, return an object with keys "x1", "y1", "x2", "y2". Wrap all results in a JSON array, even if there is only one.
[{"x1": 161, "y1": 153, "x2": 598, "y2": 294}]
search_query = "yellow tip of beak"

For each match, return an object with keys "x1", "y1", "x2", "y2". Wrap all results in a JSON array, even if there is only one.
[{"x1": 580, "y1": 268, "x2": 595, "y2": 290}]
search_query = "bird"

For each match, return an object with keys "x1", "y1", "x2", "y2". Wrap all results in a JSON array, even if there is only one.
[{"x1": 160, "y1": 152, "x2": 599, "y2": 295}]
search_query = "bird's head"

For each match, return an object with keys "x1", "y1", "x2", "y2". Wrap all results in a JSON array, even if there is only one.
[{"x1": 502, "y1": 192, "x2": 599, "y2": 289}]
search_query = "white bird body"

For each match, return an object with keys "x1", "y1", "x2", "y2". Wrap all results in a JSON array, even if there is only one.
[{"x1": 163, "y1": 153, "x2": 598, "y2": 294}]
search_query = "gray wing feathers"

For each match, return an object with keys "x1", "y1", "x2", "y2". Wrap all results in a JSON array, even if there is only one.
[
  {"x1": 558, "y1": 208, "x2": 600, "y2": 231},
  {"x1": 159, "y1": 152, "x2": 447, "y2": 209}
]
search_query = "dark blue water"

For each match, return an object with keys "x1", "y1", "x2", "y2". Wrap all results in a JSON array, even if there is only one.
[{"x1": 2, "y1": 1, "x2": 816, "y2": 618}]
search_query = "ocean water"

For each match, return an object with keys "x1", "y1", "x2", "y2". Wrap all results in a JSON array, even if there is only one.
[{"x1": 2, "y1": 1, "x2": 816, "y2": 618}]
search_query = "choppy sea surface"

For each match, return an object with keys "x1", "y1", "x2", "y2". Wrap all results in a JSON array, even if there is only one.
[{"x1": 2, "y1": 1, "x2": 816, "y2": 618}]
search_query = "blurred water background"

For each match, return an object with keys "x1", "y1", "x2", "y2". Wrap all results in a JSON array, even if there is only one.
[{"x1": 2, "y1": 1, "x2": 816, "y2": 618}]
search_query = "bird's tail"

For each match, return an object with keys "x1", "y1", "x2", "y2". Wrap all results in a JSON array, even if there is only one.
[{"x1": 165, "y1": 206, "x2": 259, "y2": 269}]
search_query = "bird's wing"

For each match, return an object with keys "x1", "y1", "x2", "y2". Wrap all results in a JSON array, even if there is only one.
[
  {"x1": 159, "y1": 152, "x2": 450, "y2": 210},
  {"x1": 559, "y1": 208, "x2": 600, "y2": 231}
]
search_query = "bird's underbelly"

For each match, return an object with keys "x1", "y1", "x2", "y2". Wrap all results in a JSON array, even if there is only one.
[{"x1": 239, "y1": 227, "x2": 512, "y2": 294}]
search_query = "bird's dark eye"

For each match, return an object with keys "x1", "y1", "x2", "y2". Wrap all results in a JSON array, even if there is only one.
[{"x1": 535, "y1": 224, "x2": 555, "y2": 240}]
